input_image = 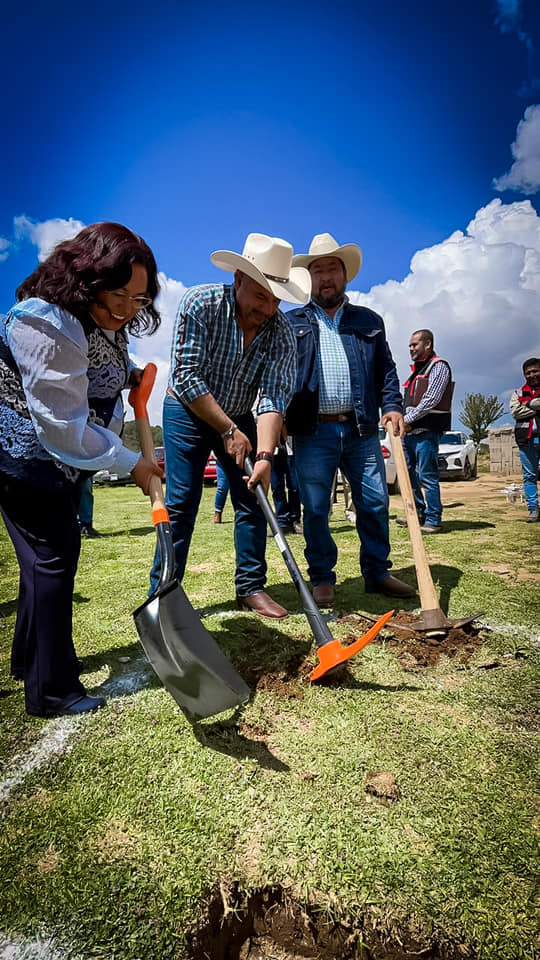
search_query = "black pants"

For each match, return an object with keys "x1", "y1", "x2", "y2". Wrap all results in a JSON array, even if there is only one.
[{"x1": 0, "y1": 472, "x2": 85, "y2": 716}]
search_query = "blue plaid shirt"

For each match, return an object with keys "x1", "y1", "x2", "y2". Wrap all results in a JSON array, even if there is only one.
[
  {"x1": 312, "y1": 297, "x2": 353, "y2": 413},
  {"x1": 169, "y1": 283, "x2": 296, "y2": 417}
]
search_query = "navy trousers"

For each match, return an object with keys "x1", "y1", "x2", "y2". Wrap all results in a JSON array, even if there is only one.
[{"x1": 0, "y1": 472, "x2": 85, "y2": 716}]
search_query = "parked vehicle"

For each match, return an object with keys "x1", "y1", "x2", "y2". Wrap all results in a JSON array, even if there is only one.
[
  {"x1": 92, "y1": 468, "x2": 134, "y2": 486},
  {"x1": 204, "y1": 452, "x2": 218, "y2": 484},
  {"x1": 438, "y1": 431, "x2": 477, "y2": 480},
  {"x1": 155, "y1": 445, "x2": 165, "y2": 474},
  {"x1": 378, "y1": 428, "x2": 399, "y2": 493}
]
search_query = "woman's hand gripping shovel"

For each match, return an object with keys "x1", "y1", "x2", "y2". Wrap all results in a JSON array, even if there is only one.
[
  {"x1": 129, "y1": 365, "x2": 250, "y2": 720},
  {"x1": 244, "y1": 458, "x2": 394, "y2": 681}
]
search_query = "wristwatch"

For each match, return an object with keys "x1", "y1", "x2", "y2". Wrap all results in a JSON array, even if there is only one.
[{"x1": 221, "y1": 422, "x2": 238, "y2": 440}]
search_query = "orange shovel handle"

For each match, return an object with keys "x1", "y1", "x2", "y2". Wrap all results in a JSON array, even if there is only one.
[{"x1": 127, "y1": 363, "x2": 168, "y2": 526}]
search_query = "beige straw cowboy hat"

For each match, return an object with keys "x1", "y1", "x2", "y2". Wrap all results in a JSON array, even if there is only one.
[
  {"x1": 211, "y1": 233, "x2": 311, "y2": 305},
  {"x1": 292, "y1": 233, "x2": 362, "y2": 283}
]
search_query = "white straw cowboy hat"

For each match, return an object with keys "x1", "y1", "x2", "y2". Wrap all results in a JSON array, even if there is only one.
[
  {"x1": 292, "y1": 233, "x2": 362, "y2": 283},
  {"x1": 211, "y1": 233, "x2": 311, "y2": 305}
]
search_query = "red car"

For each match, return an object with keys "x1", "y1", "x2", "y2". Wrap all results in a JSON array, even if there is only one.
[
  {"x1": 155, "y1": 446, "x2": 166, "y2": 473},
  {"x1": 204, "y1": 452, "x2": 217, "y2": 483}
]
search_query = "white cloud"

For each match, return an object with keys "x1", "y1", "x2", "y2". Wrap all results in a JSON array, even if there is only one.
[
  {"x1": 13, "y1": 215, "x2": 85, "y2": 261},
  {"x1": 495, "y1": 0, "x2": 522, "y2": 33},
  {"x1": 347, "y1": 198, "x2": 540, "y2": 428},
  {"x1": 493, "y1": 105, "x2": 540, "y2": 195},
  {"x1": 127, "y1": 272, "x2": 186, "y2": 425},
  {"x1": 8, "y1": 203, "x2": 540, "y2": 433},
  {"x1": 493, "y1": 2, "x2": 539, "y2": 95}
]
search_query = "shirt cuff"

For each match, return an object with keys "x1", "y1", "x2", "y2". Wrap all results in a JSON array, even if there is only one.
[
  {"x1": 172, "y1": 379, "x2": 209, "y2": 406},
  {"x1": 112, "y1": 446, "x2": 140, "y2": 474}
]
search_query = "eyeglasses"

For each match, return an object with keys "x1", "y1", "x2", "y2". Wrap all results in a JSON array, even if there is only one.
[{"x1": 105, "y1": 290, "x2": 153, "y2": 309}]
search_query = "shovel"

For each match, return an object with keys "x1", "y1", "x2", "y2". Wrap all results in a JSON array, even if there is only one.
[
  {"x1": 389, "y1": 431, "x2": 483, "y2": 632},
  {"x1": 244, "y1": 458, "x2": 394, "y2": 681},
  {"x1": 128, "y1": 365, "x2": 250, "y2": 720}
]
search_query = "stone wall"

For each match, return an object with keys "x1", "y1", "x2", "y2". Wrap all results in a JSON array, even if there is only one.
[{"x1": 488, "y1": 425, "x2": 521, "y2": 475}]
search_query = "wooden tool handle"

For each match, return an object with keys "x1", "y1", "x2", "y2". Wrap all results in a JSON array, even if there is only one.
[{"x1": 389, "y1": 430, "x2": 441, "y2": 611}]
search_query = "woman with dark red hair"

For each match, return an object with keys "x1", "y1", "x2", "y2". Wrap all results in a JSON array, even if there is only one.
[{"x1": 0, "y1": 222, "x2": 164, "y2": 717}]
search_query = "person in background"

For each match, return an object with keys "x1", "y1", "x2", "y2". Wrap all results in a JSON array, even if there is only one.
[
  {"x1": 77, "y1": 475, "x2": 100, "y2": 538},
  {"x1": 213, "y1": 461, "x2": 230, "y2": 523},
  {"x1": 398, "y1": 329, "x2": 453, "y2": 534},
  {"x1": 510, "y1": 357, "x2": 540, "y2": 523},
  {"x1": 0, "y1": 222, "x2": 163, "y2": 717},
  {"x1": 270, "y1": 435, "x2": 302, "y2": 534},
  {"x1": 152, "y1": 233, "x2": 310, "y2": 619},
  {"x1": 287, "y1": 233, "x2": 414, "y2": 608}
]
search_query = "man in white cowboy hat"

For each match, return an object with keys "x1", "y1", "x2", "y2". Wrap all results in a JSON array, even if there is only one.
[
  {"x1": 286, "y1": 233, "x2": 415, "y2": 607},
  {"x1": 149, "y1": 233, "x2": 311, "y2": 619}
]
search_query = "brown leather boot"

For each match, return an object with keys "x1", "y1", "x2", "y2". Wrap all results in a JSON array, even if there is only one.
[
  {"x1": 312, "y1": 583, "x2": 335, "y2": 607},
  {"x1": 213, "y1": 511, "x2": 222, "y2": 524},
  {"x1": 236, "y1": 591, "x2": 288, "y2": 620}
]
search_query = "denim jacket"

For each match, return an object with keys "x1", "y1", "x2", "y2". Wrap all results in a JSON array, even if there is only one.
[{"x1": 285, "y1": 301, "x2": 403, "y2": 437}]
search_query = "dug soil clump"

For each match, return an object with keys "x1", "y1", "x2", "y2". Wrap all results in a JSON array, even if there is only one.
[
  {"x1": 235, "y1": 615, "x2": 483, "y2": 697},
  {"x1": 186, "y1": 882, "x2": 470, "y2": 959}
]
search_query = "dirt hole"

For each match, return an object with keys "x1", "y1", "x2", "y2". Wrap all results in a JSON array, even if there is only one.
[
  {"x1": 186, "y1": 882, "x2": 463, "y2": 959},
  {"x1": 236, "y1": 616, "x2": 484, "y2": 696}
]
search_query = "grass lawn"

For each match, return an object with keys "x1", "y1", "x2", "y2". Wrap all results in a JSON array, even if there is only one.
[{"x1": 0, "y1": 473, "x2": 538, "y2": 959}]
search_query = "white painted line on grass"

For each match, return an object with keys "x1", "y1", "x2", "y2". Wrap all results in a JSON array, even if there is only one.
[
  {"x1": 0, "y1": 658, "x2": 153, "y2": 805},
  {"x1": 0, "y1": 719, "x2": 78, "y2": 804},
  {"x1": 0, "y1": 931, "x2": 81, "y2": 960}
]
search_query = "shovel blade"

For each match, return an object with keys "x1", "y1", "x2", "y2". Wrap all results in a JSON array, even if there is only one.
[{"x1": 134, "y1": 581, "x2": 250, "y2": 721}]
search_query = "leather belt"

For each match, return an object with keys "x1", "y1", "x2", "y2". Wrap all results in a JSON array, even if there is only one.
[
  {"x1": 318, "y1": 412, "x2": 355, "y2": 423},
  {"x1": 167, "y1": 387, "x2": 180, "y2": 400}
]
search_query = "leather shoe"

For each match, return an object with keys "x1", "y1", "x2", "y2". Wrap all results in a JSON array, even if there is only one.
[
  {"x1": 61, "y1": 695, "x2": 106, "y2": 715},
  {"x1": 80, "y1": 524, "x2": 101, "y2": 538},
  {"x1": 236, "y1": 591, "x2": 288, "y2": 620},
  {"x1": 396, "y1": 516, "x2": 424, "y2": 527},
  {"x1": 312, "y1": 583, "x2": 335, "y2": 607},
  {"x1": 29, "y1": 694, "x2": 106, "y2": 718},
  {"x1": 420, "y1": 524, "x2": 442, "y2": 534},
  {"x1": 365, "y1": 575, "x2": 416, "y2": 598}
]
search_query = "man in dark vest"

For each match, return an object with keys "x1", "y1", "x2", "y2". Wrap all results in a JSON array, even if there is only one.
[
  {"x1": 510, "y1": 357, "x2": 540, "y2": 523},
  {"x1": 398, "y1": 329, "x2": 453, "y2": 534}
]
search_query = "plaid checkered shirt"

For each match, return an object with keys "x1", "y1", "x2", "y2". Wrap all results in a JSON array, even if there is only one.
[
  {"x1": 169, "y1": 283, "x2": 296, "y2": 417},
  {"x1": 312, "y1": 297, "x2": 353, "y2": 413}
]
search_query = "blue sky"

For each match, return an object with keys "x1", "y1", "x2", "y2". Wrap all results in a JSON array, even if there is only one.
[{"x1": 1, "y1": 0, "x2": 539, "y2": 424}]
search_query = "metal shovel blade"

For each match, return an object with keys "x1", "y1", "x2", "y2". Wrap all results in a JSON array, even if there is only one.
[
  {"x1": 134, "y1": 581, "x2": 251, "y2": 721},
  {"x1": 413, "y1": 608, "x2": 485, "y2": 632}
]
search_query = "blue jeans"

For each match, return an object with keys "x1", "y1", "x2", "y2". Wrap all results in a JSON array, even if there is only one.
[
  {"x1": 149, "y1": 396, "x2": 267, "y2": 597},
  {"x1": 519, "y1": 437, "x2": 539, "y2": 511},
  {"x1": 294, "y1": 422, "x2": 391, "y2": 586},
  {"x1": 271, "y1": 448, "x2": 301, "y2": 526},
  {"x1": 77, "y1": 476, "x2": 94, "y2": 526},
  {"x1": 403, "y1": 431, "x2": 442, "y2": 526},
  {"x1": 214, "y1": 464, "x2": 230, "y2": 514}
]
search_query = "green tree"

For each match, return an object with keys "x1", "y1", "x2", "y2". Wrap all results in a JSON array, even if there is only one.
[
  {"x1": 459, "y1": 393, "x2": 504, "y2": 444},
  {"x1": 122, "y1": 420, "x2": 162, "y2": 452}
]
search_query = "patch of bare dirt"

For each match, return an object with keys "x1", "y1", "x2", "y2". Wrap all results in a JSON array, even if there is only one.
[
  {"x1": 186, "y1": 882, "x2": 471, "y2": 959},
  {"x1": 236, "y1": 613, "x2": 484, "y2": 696},
  {"x1": 239, "y1": 655, "x2": 306, "y2": 699},
  {"x1": 364, "y1": 770, "x2": 401, "y2": 803},
  {"x1": 337, "y1": 612, "x2": 483, "y2": 669},
  {"x1": 36, "y1": 845, "x2": 60, "y2": 874},
  {"x1": 378, "y1": 611, "x2": 483, "y2": 668}
]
